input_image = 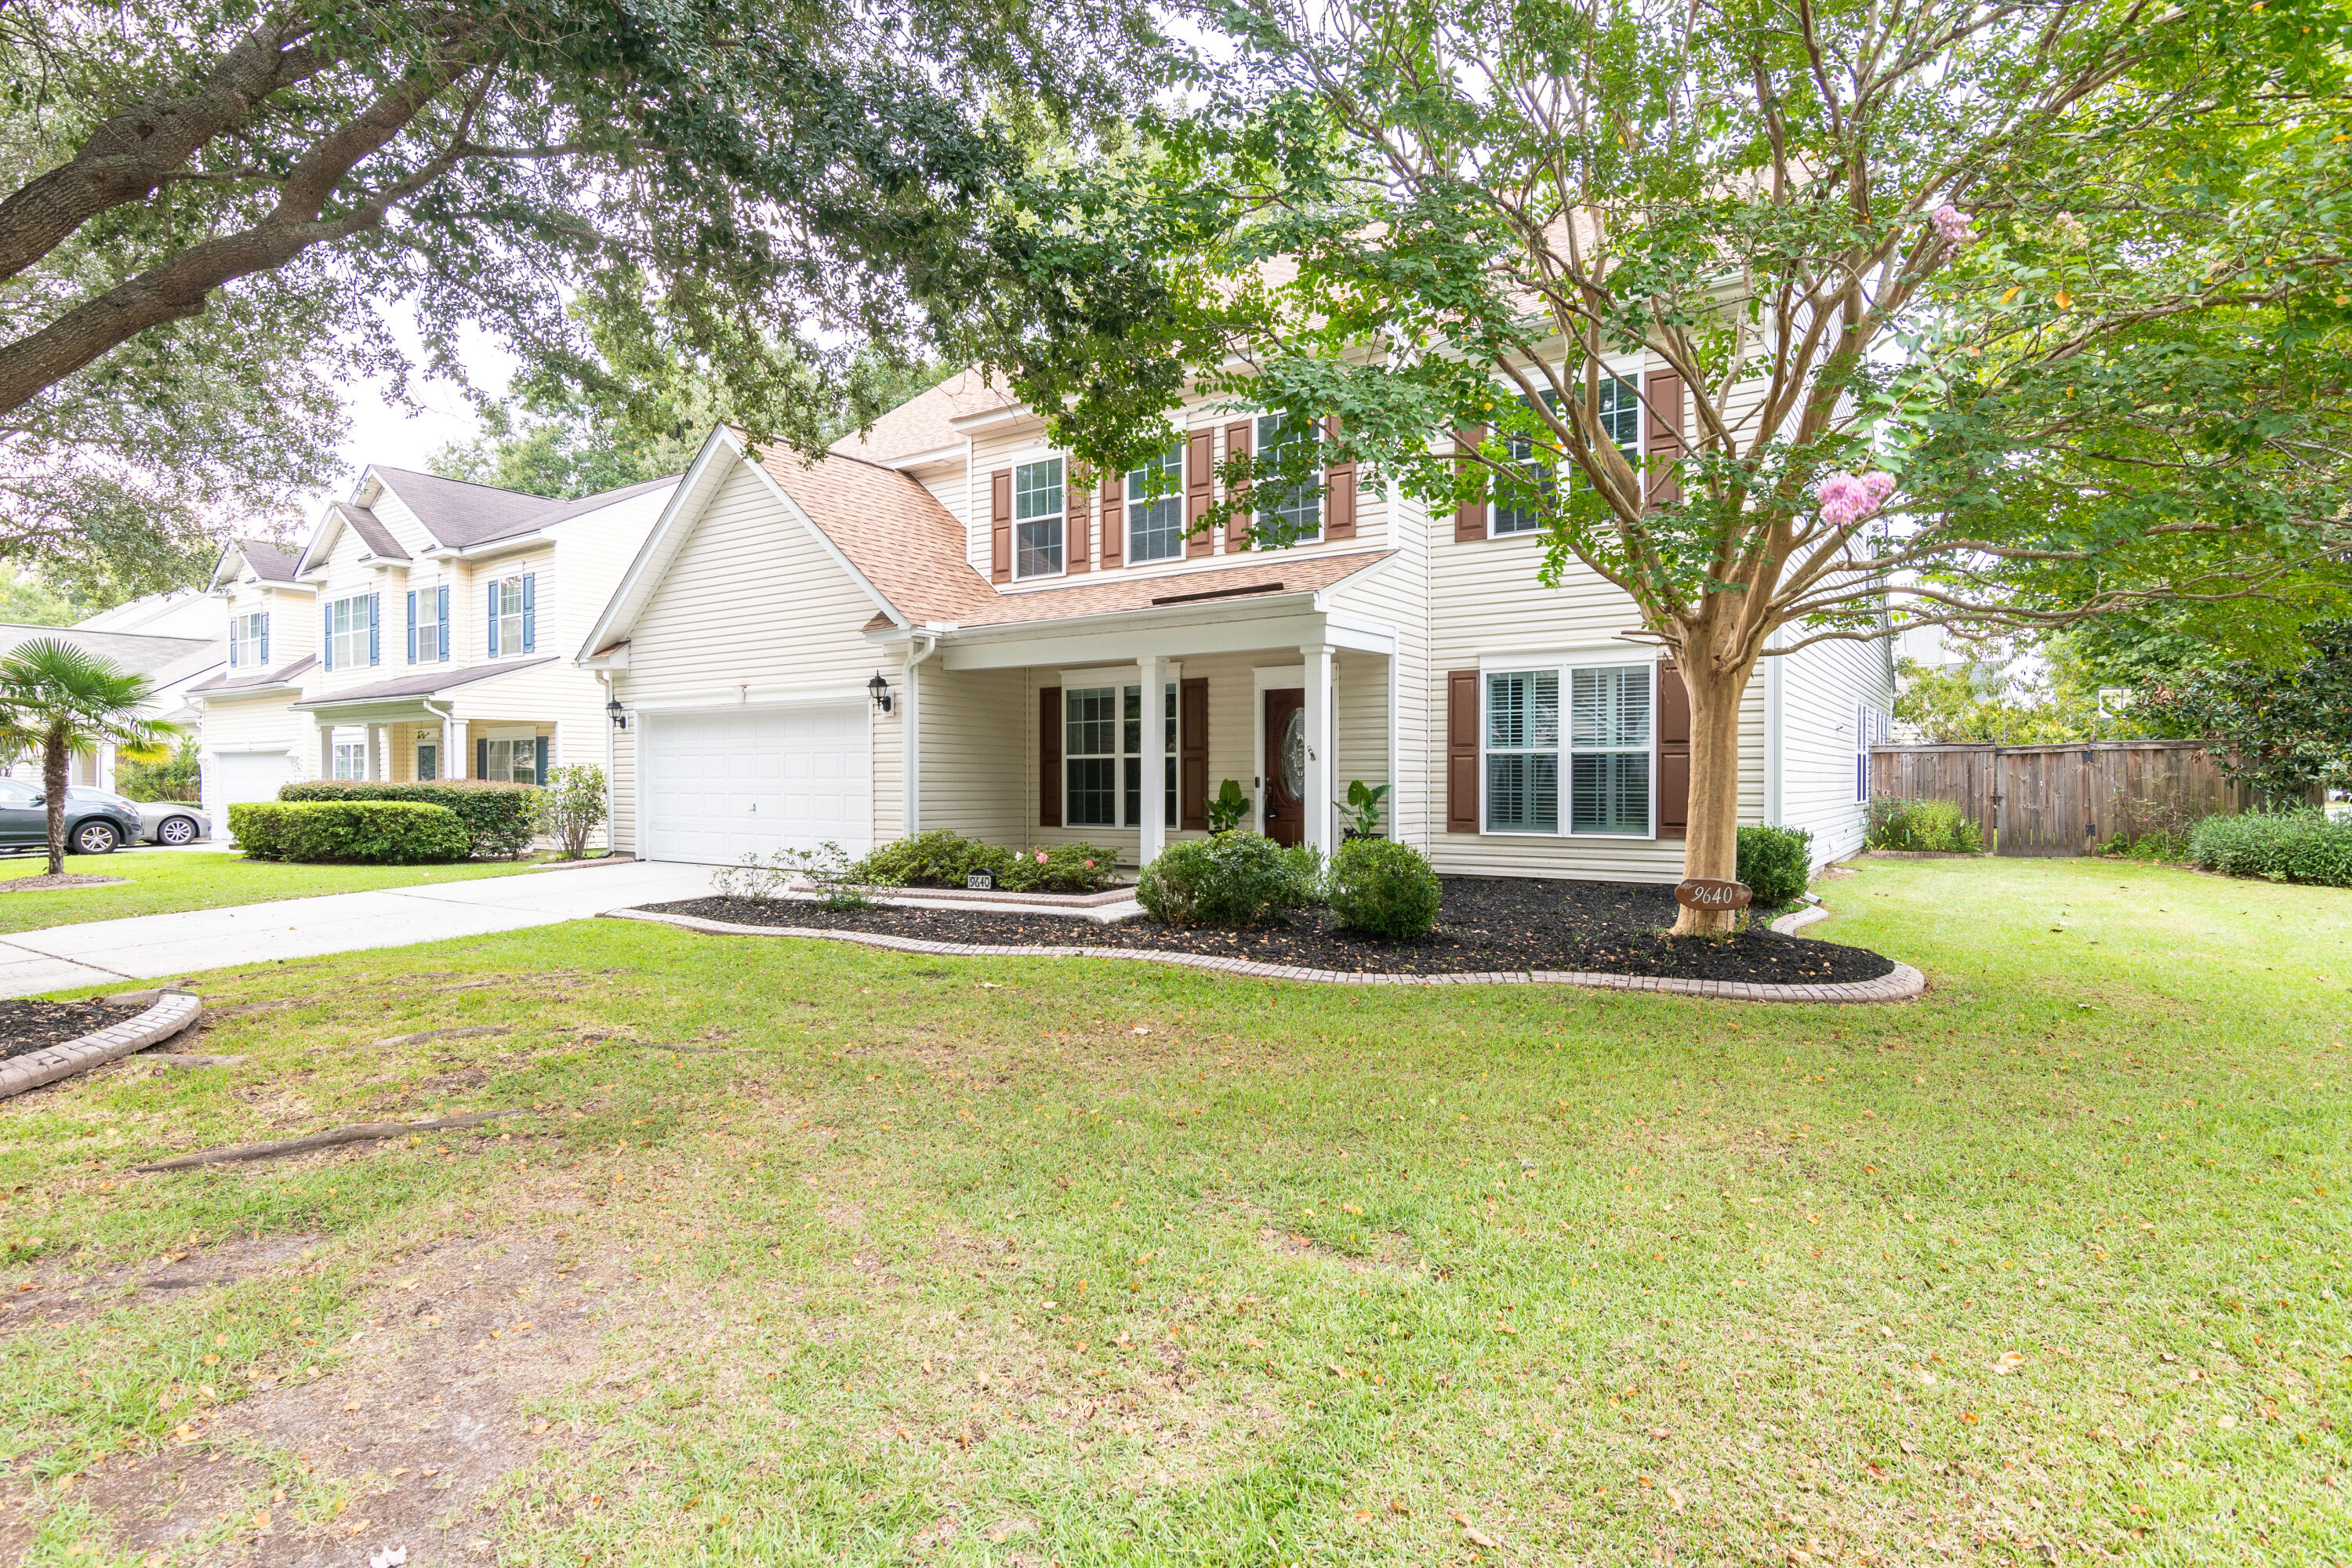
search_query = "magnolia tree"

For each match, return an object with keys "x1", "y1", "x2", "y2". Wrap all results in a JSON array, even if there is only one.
[{"x1": 983, "y1": 0, "x2": 2352, "y2": 931}]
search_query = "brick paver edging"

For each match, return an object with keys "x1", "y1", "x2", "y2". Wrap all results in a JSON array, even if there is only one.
[
  {"x1": 0, "y1": 991, "x2": 204, "y2": 1101},
  {"x1": 603, "y1": 909, "x2": 1925, "y2": 1005}
]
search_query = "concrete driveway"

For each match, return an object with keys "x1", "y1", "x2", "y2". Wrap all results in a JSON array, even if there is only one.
[{"x1": 0, "y1": 859, "x2": 719, "y2": 998}]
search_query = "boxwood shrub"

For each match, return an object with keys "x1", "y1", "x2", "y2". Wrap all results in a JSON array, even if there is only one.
[
  {"x1": 278, "y1": 780, "x2": 536, "y2": 858},
  {"x1": 1136, "y1": 832, "x2": 1309, "y2": 926},
  {"x1": 229, "y1": 800, "x2": 471, "y2": 864},
  {"x1": 1326, "y1": 838, "x2": 1442, "y2": 940},
  {"x1": 1736, "y1": 824, "x2": 1816, "y2": 908},
  {"x1": 850, "y1": 831, "x2": 1118, "y2": 892},
  {"x1": 2188, "y1": 809, "x2": 2352, "y2": 886}
]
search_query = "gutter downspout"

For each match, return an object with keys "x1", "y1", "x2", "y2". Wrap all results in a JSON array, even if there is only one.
[
  {"x1": 594, "y1": 670, "x2": 618, "y2": 858},
  {"x1": 421, "y1": 697, "x2": 456, "y2": 786},
  {"x1": 903, "y1": 630, "x2": 938, "y2": 836}
]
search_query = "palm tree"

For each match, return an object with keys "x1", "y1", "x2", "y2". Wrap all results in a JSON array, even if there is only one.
[{"x1": 0, "y1": 640, "x2": 177, "y2": 876}]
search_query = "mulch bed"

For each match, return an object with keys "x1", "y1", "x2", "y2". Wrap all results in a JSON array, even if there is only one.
[
  {"x1": 648, "y1": 876, "x2": 1896, "y2": 985},
  {"x1": 0, "y1": 873, "x2": 130, "y2": 893},
  {"x1": 0, "y1": 1000, "x2": 143, "y2": 1062}
]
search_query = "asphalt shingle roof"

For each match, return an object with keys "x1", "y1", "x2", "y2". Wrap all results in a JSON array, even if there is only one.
[
  {"x1": 187, "y1": 654, "x2": 318, "y2": 695},
  {"x1": 289, "y1": 656, "x2": 556, "y2": 708}
]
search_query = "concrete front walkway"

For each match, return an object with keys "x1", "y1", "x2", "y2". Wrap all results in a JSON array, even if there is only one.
[{"x1": 0, "y1": 860, "x2": 718, "y2": 998}]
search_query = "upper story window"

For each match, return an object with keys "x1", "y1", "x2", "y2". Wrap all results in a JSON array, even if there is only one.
[
  {"x1": 1484, "y1": 662, "x2": 1653, "y2": 836},
  {"x1": 486, "y1": 572, "x2": 535, "y2": 657},
  {"x1": 408, "y1": 585, "x2": 449, "y2": 664},
  {"x1": 228, "y1": 610, "x2": 269, "y2": 669},
  {"x1": 1014, "y1": 459, "x2": 1065, "y2": 579},
  {"x1": 1126, "y1": 448, "x2": 1185, "y2": 564},
  {"x1": 1495, "y1": 374, "x2": 1639, "y2": 533},
  {"x1": 323, "y1": 593, "x2": 376, "y2": 672},
  {"x1": 1255, "y1": 415, "x2": 1321, "y2": 543}
]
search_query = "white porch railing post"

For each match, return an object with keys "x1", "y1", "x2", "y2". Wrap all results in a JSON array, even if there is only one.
[
  {"x1": 1303, "y1": 642, "x2": 1334, "y2": 858},
  {"x1": 1137, "y1": 652, "x2": 1165, "y2": 869}
]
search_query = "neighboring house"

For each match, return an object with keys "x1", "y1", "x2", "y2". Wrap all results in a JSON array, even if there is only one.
[
  {"x1": 0, "y1": 621, "x2": 221, "y2": 791},
  {"x1": 578, "y1": 369, "x2": 1894, "y2": 879},
  {"x1": 191, "y1": 467, "x2": 678, "y2": 838}
]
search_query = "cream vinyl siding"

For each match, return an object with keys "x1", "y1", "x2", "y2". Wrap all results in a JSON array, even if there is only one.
[
  {"x1": 1320, "y1": 483, "x2": 1430, "y2": 842},
  {"x1": 1331, "y1": 649, "x2": 1391, "y2": 821},
  {"x1": 363, "y1": 485, "x2": 442, "y2": 559},
  {"x1": 1774, "y1": 630, "x2": 1893, "y2": 863},
  {"x1": 606, "y1": 461, "x2": 905, "y2": 851},
  {"x1": 609, "y1": 720, "x2": 638, "y2": 852},
  {"x1": 548, "y1": 488, "x2": 672, "y2": 657},
  {"x1": 914, "y1": 664, "x2": 1029, "y2": 846}
]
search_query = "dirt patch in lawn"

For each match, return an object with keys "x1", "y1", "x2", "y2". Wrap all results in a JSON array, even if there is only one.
[
  {"x1": 647, "y1": 876, "x2": 1898, "y2": 985},
  {"x1": 0, "y1": 873, "x2": 129, "y2": 892},
  {"x1": 0, "y1": 1234, "x2": 325, "y2": 1332},
  {"x1": 0, "y1": 999, "x2": 145, "y2": 1062},
  {"x1": 0, "y1": 1232, "x2": 655, "y2": 1568}
]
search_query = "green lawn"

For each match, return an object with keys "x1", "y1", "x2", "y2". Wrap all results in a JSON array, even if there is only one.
[
  {"x1": 0, "y1": 851, "x2": 565, "y2": 935},
  {"x1": 0, "y1": 857, "x2": 2345, "y2": 1565}
]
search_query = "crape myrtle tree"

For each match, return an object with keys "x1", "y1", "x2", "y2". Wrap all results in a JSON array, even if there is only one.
[
  {"x1": 981, "y1": 0, "x2": 2352, "y2": 931},
  {"x1": 0, "y1": 0, "x2": 1148, "y2": 590}
]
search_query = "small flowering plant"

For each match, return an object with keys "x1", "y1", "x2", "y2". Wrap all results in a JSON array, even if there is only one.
[{"x1": 1002, "y1": 840, "x2": 1121, "y2": 893}]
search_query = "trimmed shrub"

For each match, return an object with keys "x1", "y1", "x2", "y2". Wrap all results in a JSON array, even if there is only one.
[
  {"x1": 531, "y1": 765, "x2": 608, "y2": 860},
  {"x1": 999, "y1": 840, "x2": 1120, "y2": 893},
  {"x1": 279, "y1": 780, "x2": 536, "y2": 858},
  {"x1": 2188, "y1": 809, "x2": 2352, "y2": 886},
  {"x1": 1736, "y1": 824, "x2": 1816, "y2": 907},
  {"x1": 229, "y1": 800, "x2": 470, "y2": 864},
  {"x1": 1136, "y1": 832, "x2": 1301, "y2": 925},
  {"x1": 1326, "y1": 838, "x2": 1442, "y2": 940},
  {"x1": 1864, "y1": 797, "x2": 1985, "y2": 854},
  {"x1": 853, "y1": 829, "x2": 1016, "y2": 888},
  {"x1": 1279, "y1": 842, "x2": 1327, "y2": 905}
]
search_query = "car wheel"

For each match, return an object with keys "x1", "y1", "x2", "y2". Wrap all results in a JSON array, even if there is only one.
[
  {"x1": 157, "y1": 815, "x2": 198, "y2": 846},
  {"x1": 73, "y1": 820, "x2": 119, "y2": 855}
]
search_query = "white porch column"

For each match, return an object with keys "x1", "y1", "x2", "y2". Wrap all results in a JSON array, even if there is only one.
[
  {"x1": 1302, "y1": 642, "x2": 1334, "y2": 857},
  {"x1": 368, "y1": 724, "x2": 383, "y2": 782},
  {"x1": 1137, "y1": 652, "x2": 1165, "y2": 868}
]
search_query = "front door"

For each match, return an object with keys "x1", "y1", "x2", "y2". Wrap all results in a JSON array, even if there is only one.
[{"x1": 1262, "y1": 687, "x2": 1305, "y2": 846}]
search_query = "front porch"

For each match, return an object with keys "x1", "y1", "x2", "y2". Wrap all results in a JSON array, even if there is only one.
[
  {"x1": 903, "y1": 621, "x2": 1399, "y2": 867},
  {"x1": 290, "y1": 660, "x2": 570, "y2": 786}
]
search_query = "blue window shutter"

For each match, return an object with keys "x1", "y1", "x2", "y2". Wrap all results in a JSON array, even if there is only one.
[
  {"x1": 533, "y1": 735, "x2": 549, "y2": 785},
  {"x1": 260, "y1": 612, "x2": 269, "y2": 665},
  {"x1": 521, "y1": 573, "x2": 536, "y2": 653},
  {"x1": 487, "y1": 581, "x2": 500, "y2": 657},
  {"x1": 477, "y1": 739, "x2": 488, "y2": 780},
  {"x1": 406, "y1": 591, "x2": 417, "y2": 663},
  {"x1": 368, "y1": 593, "x2": 380, "y2": 665},
  {"x1": 322, "y1": 603, "x2": 333, "y2": 671},
  {"x1": 436, "y1": 586, "x2": 450, "y2": 661},
  {"x1": 228, "y1": 621, "x2": 239, "y2": 668}
]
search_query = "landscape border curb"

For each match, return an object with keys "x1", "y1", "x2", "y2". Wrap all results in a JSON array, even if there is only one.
[
  {"x1": 0, "y1": 991, "x2": 204, "y2": 1101},
  {"x1": 602, "y1": 908, "x2": 1926, "y2": 1005}
]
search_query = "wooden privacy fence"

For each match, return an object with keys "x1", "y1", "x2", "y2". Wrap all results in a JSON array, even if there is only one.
[{"x1": 1867, "y1": 740, "x2": 2295, "y2": 857}]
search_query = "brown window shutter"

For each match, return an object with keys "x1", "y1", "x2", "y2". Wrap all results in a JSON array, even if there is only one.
[
  {"x1": 1222, "y1": 419, "x2": 1253, "y2": 550},
  {"x1": 1179, "y1": 677, "x2": 1209, "y2": 830},
  {"x1": 1446, "y1": 669, "x2": 1480, "y2": 833},
  {"x1": 1039, "y1": 685, "x2": 1062, "y2": 827},
  {"x1": 1323, "y1": 416, "x2": 1356, "y2": 539},
  {"x1": 1185, "y1": 426, "x2": 1218, "y2": 557},
  {"x1": 1656, "y1": 659, "x2": 1690, "y2": 837},
  {"x1": 1644, "y1": 371, "x2": 1686, "y2": 506},
  {"x1": 1452, "y1": 426, "x2": 1488, "y2": 543},
  {"x1": 1065, "y1": 468, "x2": 1091, "y2": 574},
  {"x1": 1098, "y1": 474, "x2": 1122, "y2": 569},
  {"x1": 990, "y1": 469, "x2": 1014, "y2": 583}
]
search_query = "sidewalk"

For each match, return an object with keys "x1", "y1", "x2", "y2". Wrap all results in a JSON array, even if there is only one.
[{"x1": 0, "y1": 860, "x2": 718, "y2": 998}]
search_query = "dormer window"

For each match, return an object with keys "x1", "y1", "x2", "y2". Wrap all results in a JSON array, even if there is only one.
[{"x1": 228, "y1": 611, "x2": 269, "y2": 669}]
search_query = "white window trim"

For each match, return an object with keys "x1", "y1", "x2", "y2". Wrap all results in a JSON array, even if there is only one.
[
  {"x1": 1010, "y1": 453, "x2": 1069, "y2": 583},
  {"x1": 1253, "y1": 413, "x2": 1324, "y2": 546},
  {"x1": 1486, "y1": 361, "x2": 1646, "y2": 539},
  {"x1": 1477, "y1": 654, "x2": 1661, "y2": 840},
  {"x1": 1124, "y1": 448, "x2": 1188, "y2": 567},
  {"x1": 1056, "y1": 667, "x2": 1183, "y2": 830}
]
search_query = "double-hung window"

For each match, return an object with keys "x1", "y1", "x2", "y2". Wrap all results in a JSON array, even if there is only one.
[
  {"x1": 324, "y1": 594, "x2": 375, "y2": 671},
  {"x1": 1254, "y1": 415, "x2": 1322, "y2": 543},
  {"x1": 1014, "y1": 459, "x2": 1065, "y2": 579},
  {"x1": 1126, "y1": 448, "x2": 1185, "y2": 564},
  {"x1": 332, "y1": 739, "x2": 368, "y2": 780},
  {"x1": 1557, "y1": 371, "x2": 1642, "y2": 495},
  {"x1": 480, "y1": 738, "x2": 540, "y2": 785},
  {"x1": 1855, "y1": 703, "x2": 1889, "y2": 801},
  {"x1": 1065, "y1": 680, "x2": 1180, "y2": 829},
  {"x1": 228, "y1": 611, "x2": 268, "y2": 668},
  {"x1": 1485, "y1": 662, "x2": 1654, "y2": 836},
  {"x1": 1492, "y1": 390, "x2": 1563, "y2": 536},
  {"x1": 487, "y1": 573, "x2": 535, "y2": 656}
]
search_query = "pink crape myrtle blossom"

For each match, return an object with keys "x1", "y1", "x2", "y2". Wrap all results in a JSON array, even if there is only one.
[
  {"x1": 1931, "y1": 204, "x2": 1971, "y2": 246},
  {"x1": 1817, "y1": 470, "x2": 1896, "y2": 527}
]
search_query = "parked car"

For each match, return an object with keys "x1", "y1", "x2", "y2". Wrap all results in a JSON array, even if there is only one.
[
  {"x1": 128, "y1": 799, "x2": 209, "y2": 846},
  {"x1": 0, "y1": 779, "x2": 143, "y2": 855}
]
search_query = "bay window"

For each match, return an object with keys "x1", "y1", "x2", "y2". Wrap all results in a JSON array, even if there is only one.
[
  {"x1": 1014, "y1": 458, "x2": 1065, "y2": 579},
  {"x1": 1484, "y1": 660, "x2": 1655, "y2": 837}
]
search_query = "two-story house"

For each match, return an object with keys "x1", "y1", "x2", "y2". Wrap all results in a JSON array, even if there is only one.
[
  {"x1": 576, "y1": 369, "x2": 1892, "y2": 878},
  {"x1": 192, "y1": 467, "x2": 677, "y2": 836}
]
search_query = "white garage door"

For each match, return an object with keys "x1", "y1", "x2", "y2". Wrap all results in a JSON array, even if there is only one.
[
  {"x1": 209, "y1": 750, "x2": 295, "y2": 844},
  {"x1": 641, "y1": 704, "x2": 872, "y2": 865}
]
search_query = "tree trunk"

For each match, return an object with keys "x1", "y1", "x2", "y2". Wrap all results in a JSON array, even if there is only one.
[
  {"x1": 42, "y1": 721, "x2": 68, "y2": 877},
  {"x1": 1669, "y1": 651, "x2": 1761, "y2": 935}
]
